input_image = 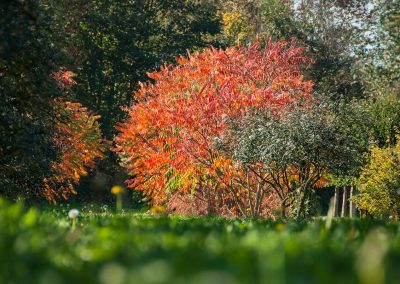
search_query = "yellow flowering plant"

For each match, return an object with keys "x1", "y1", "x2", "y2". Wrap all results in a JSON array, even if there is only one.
[{"x1": 111, "y1": 185, "x2": 125, "y2": 212}]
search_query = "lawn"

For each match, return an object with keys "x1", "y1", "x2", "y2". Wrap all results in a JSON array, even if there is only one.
[{"x1": 1, "y1": 199, "x2": 400, "y2": 284}]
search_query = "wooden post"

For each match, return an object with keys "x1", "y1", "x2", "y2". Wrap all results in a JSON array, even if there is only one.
[
  {"x1": 333, "y1": 187, "x2": 339, "y2": 217},
  {"x1": 341, "y1": 187, "x2": 348, "y2": 217}
]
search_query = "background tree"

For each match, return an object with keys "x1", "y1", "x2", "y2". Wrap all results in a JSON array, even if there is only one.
[
  {"x1": 221, "y1": 0, "x2": 372, "y2": 100},
  {"x1": 354, "y1": 0, "x2": 400, "y2": 147},
  {"x1": 55, "y1": 0, "x2": 223, "y2": 202},
  {"x1": 358, "y1": 0, "x2": 399, "y2": 95},
  {"x1": 74, "y1": 0, "x2": 221, "y2": 139},
  {"x1": 0, "y1": 0, "x2": 105, "y2": 202},
  {"x1": 0, "y1": 0, "x2": 66, "y2": 199}
]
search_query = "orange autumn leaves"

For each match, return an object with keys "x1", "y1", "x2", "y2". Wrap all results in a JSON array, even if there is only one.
[
  {"x1": 114, "y1": 40, "x2": 314, "y2": 209},
  {"x1": 43, "y1": 71, "x2": 105, "y2": 202}
]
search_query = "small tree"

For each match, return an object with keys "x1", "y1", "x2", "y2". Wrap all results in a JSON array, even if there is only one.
[
  {"x1": 354, "y1": 141, "x2": 400, "y2": 220},
  {"x1": 225, "y1": 103, "x2": 361, "y2": 218}
]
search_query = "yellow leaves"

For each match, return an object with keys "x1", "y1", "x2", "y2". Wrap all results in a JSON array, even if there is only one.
[
  {"x1": 73, "y1": 171, "x2": 80, "y2": 181},
  {"x1": 232, "y1": 100, "x2": 240, "y2": 110},
  {"x1": 213, "y1": 157, "x2": 223, "y2": 169},
  {"x1": 150, "y1": 205, "x2": 166, "y2": 215},
  {"x1": 355, "y1": 141, "x2": 400, "y2": 218},
  {"x1": 111, "y1": 185, "x2": 125, "y2": 195},
  {"x1": 213, "y1": 157, "x2": 232, "y2": 169},
  {"x1": 180, "y1": 166, "x2": 198, "y2": 191},
  {"x1": 222, "y1": 10, "x2": 255, "y2": 44}
]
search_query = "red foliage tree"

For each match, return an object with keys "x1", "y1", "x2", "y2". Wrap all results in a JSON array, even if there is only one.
[
  {"x1": 114, "y1": 40, "x2": 313, "y2": 216},
  {"x1": 43, "y1": 71, "x2": 105, "y2": 203}
]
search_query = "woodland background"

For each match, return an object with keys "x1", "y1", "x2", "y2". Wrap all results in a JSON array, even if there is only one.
[{"x1": 1, "y1": 0, "x2": 399, "y2": 219}]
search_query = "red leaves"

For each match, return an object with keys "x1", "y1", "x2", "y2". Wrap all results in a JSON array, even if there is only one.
[
  {"x1": 43, "y1": 70, "x2": 106, "y2": 202},
  {"x1": 42, "y1": 99, "x2": 105, "y2": 203},
  {"x1": 114, "y1": 40, "x2": 314, "y2": 207},
  {"x1": 51, "y1": 70, "x2": 77, "y2": 88}
]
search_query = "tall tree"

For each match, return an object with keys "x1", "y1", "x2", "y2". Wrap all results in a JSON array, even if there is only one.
[
  {"x1": 0, "y1": 0, "x2": 63, "y2": 199},
  {"x1": 73, "y1": 0, "x2": 221, "y2": 139},
  {"x1": 63, "y1": 0, "x2": 223, "y2": 200},
  {"x1": 0, "y1": 0, "x2": 105, "y2": 202},
  {"x1": 221, "y1": 0, "x2": 372, "y2": 99}
]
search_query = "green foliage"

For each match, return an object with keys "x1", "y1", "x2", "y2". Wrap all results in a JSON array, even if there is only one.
[
  {"x1": 354, "y1": 141, "x2": 400, "y2": 219},
  {"x1": 227, "y1": 102, "x2": 362, "y2": 218},
  {"x1": 342, "y1": 92, "x2": 400, "y2": 152},
  {"x1": 58, "y1": 0, "x2": 222, "y2": 201},
  {"x1": 358, "y1": 0, "x2": 400, "y2": 94},
  {"x1": 222, "y1": 0, "x2": 371, "y2": 99},
  {"x1": 1, "y1": 199, "x2": 400, "y2": 283},
  {"x1": 328, "y1": 92, "x2": 400, "y2": 184},
  {"x1": 364, "y1": 93, "x2": 400, "y2": 147},
  {"x1": 232, "y1": 105, "x2": 360, "y2": 175},
  {"x1": 73, "y1": 0, "x2": 221, "y2": 139},
  {"x1": 0, "y1": 0, "x2": 66, "y2": 199}
]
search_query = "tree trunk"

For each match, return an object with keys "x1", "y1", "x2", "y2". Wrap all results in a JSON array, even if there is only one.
[
  {"x1": 333, "y1": 187, "x2": 339, "y2": 217},
  {"x1": 281, "y1": 200, "x2": 286, "y2": 219},
  {"x1": 296, "y1": 187, "x2": 308, "y2": 220},
  {"x1": 349, "y1": 186, "x2": 356, "y2": 218},
  {"x1": 341, "y1": 187, "x2": 348, "y2": 217}
]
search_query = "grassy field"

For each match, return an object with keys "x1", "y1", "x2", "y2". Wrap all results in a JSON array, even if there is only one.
[{"x1": 1, "y1": 199, "x2": 400, "y2": 284}]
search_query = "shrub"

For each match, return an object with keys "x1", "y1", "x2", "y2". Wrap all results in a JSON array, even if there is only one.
[
  {"x1": 354, "y1": 141, "x2": 400, "y2": 219},
  {"x1": 224, "y1": 102, "x2": 361, "y2": 219}
]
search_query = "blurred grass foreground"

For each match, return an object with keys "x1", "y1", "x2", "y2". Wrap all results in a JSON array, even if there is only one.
[{"x1": 1, "y1": 198, "x2": 400, "y2": 284}]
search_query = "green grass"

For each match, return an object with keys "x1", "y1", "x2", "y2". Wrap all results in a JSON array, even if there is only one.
[{"x1": 1, "y1": 199, "x2": 400, "y2": 284}]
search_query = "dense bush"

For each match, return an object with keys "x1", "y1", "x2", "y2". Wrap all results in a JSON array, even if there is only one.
[{"x1": 225, "y1": 102, "x2": 361, "y2": 219}]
